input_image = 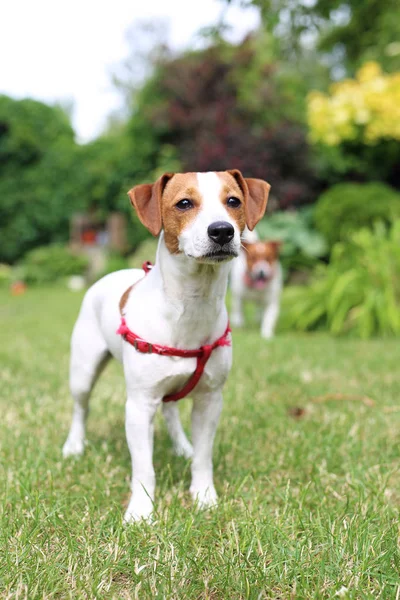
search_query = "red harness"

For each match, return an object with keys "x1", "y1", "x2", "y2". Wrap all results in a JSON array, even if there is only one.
[{"x1": 116, "y1": 262, "x2": 231, "y2": 403}]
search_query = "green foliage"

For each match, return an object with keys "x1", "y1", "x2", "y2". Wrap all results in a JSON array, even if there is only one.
[
  {"x1": 70, "y1": 134, "x2": 154, "y2": 252},
  {"x1": 0, "y1": 264, "x2": 12, "y2": 287},
  {"x1": 0, "y1": 96, "x2": 79, "y2": 263},
  {"x1": 0, "y1": 95, "x2": 74, "y2": 167},
  {"x1": 223, "y1": 0, "x2": 400, "y2": 73},
  {"x1": 314, "y1": 182, "x2": 400, "y2": 248},
  {"x1": 232, "y1": 33, "x2": 318, "y2": 126},
  {"x1": 283, "y1": 222, "x2": 400, "y2": 338},
  {"x1": 0, "y1": 95, "x2": 172, "y2": 264},
  {"x1": 317, "y1": 0, "x2": 400, "y2": 73},
  {"x1": 310, "y1": 137, "x2": 400, "y2": 186},
  {"x1": 257, "y1": 207, "x2": 327, "y2": 273},
  {"x1": 18, "y1": 245, "x2": 89, "y2": 285}
]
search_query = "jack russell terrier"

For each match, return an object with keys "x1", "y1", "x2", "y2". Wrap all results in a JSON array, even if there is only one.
[
  {"x1": 63, "y1": 170, "x2": 270, "y2": 522},
  {"x1": 230, "y1": 230, "x2": 282, "y2": 339}
]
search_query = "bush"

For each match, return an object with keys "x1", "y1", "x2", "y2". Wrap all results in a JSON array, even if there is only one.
[
  {"x1": 256, "y1": 207, "x2": 327, "y2": 274},
  {"x1": 308, "y1": 63, "x2": 400, "y2": 147},
  {"x1": 314, "y1": 182, "x2": 400, "y2": 248},
  {"x1": 307, "y1": 62, "x2": 400, "y2": 183},
  {"x1": 19, "y1": 245, "x2": 89, "y2": 285},
  {"x1": 282, "y1": 222, "x2": 400, "y2": 338}
]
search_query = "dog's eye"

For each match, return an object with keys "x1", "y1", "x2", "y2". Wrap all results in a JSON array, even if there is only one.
[
  {"x1": 175, "y1": 199, "x2": 194, "y2": 211},
  {"x1": 227, "y1": 197, "x2": 241, "y2": 208}
]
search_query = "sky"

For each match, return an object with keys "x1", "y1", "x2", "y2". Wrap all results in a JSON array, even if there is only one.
[{"x1": 0, "y1": 0, "x2": 259, "y2": 142}]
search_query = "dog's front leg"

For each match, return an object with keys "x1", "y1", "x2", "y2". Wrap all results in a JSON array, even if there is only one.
[
  {"x1": 190, "y1": 390, "x2": 223, "y2": 508},
  {"x1": 124, "y1": 395, "x2": 159, "y2": 523},
  {"x1": 261, "y1": 300, "x2": 280, "y2": 339}
]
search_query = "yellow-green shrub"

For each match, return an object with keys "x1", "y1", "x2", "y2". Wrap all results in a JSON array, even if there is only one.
[{"x1": 308, "y1": 62, "x2": 400, "y2": 146}]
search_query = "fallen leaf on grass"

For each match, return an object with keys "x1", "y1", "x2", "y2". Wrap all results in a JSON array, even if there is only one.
[{"x1": 287, "y1": 406, "x2": 307, "y2": 419}]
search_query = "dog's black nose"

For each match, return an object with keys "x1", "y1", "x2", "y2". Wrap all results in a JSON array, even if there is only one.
[{"x1": 207, "y1": 221, "x2": 234, "y2": 246}]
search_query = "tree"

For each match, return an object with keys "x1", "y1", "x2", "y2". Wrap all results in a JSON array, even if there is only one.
[
  {"x1": 0, "y1": 96, "x2": 153, "y2": 263},
  {"x1": 126, "y1": 37, "x2": 319, "y2": 209},
  {"x1": 220, "y1": 0, "x2": 400, "y2": 74},
  {"x1": 0, "y1": 96, "x2": 78, "y2": 262}
]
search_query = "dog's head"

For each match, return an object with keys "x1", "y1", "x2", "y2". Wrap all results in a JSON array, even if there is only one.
[
  {"x1": 128, "y1": 170, "x2": 270, "y2": 264},
  {"x1": 242, "y1": 240, "x2": 282, "y2": 288}
]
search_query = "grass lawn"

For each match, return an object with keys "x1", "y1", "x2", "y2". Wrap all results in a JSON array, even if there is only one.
[{"x1": 1, "y1": 287, "x2": 400, "y2": 599}]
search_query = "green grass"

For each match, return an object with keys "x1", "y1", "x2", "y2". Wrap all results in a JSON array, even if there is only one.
[{"x1": 1, "y1": 287, "x2": 400, "y2": 599}]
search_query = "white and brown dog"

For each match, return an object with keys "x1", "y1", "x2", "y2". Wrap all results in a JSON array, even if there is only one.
[
  {"x1": 63, "y1": 170, "x2": 270, "y2": 522},
  {"x1": 230, "y1": 231, "x2": 282, "y2": 339}
]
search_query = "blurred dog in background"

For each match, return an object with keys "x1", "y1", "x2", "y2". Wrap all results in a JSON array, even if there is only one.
[{"x1": 230, "y1": 229, "x2": 282, "y2": 339}]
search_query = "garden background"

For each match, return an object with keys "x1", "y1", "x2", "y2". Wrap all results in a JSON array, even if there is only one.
[
  {"x1": 1, "y1": 0, "x2": 400, "y2": 336},
  {"x1": 1, "y1": 0, "x2": 400, "y2": 597}
]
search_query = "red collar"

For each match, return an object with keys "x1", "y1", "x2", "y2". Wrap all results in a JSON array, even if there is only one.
[{"x1": 116, "y1": 262, "x2": 231, "y2": 403}]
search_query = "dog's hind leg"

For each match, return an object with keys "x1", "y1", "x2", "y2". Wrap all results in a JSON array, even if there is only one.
[
  {"x1": 162, "y1": 403, "x2": 193, "y2": 459},
  {"x1": 63, "y1": 312, "x2": 110, "y2": 458}
]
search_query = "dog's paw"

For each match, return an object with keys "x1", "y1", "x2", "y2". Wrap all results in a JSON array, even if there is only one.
[
  {"x1": 124, "y1": 498, "x2": 154, "y2": 524},
  {"x1": 173, "y1": 440, "x2": 194, "y2": 459},
  {"x1": 261, "y1": 330, "x2": 274, "y2": 340},
  {"x1": 62, "y1": 436, "x2": 85, "y2": 458},
  {"x1": 190, "y1": 485, "x2": 218, "y2": 508}
]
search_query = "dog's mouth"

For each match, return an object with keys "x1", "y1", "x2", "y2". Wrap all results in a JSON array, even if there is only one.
[
  {"x1": 252, "y1": 278, "x2": 269, "y2": 290},
  {"x1": 191, "y1": 249, "x2": 238, "y2": 263}
]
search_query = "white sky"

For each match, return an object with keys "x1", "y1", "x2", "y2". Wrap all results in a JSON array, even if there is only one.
[{"x1": 0, "y1": 0, "x2": 259, "y2": 142}]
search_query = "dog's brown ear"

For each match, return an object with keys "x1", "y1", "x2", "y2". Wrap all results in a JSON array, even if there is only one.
[
  {"x1": 128, "y1": 173, "x2": 174, "y2": 236},
  {"x1": 267, "y1": 240, "x2": 283, "y2": 258},
  {"x1": 228, "y1": 169, "x2": 270, "y2": 231}
]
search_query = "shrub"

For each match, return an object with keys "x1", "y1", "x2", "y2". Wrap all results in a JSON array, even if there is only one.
[
  {"x1": 314, "y1": 182, "x2": 400, "y2": 248},
  {"x1": 307, "y1": 62, "x2": 400, "y2": 183},
  {"x1": 256, "y1": 207, "x2": 327, "y2": 274},
  {"x1": 308, "y1": 62, "x2": 400, "y2": 147},
  {"x1": 283, "y1": 222, "x2": 400, "y2": 338},
  {"x1": 19, "y1": 245, "x2": 89, "y2": 285}
]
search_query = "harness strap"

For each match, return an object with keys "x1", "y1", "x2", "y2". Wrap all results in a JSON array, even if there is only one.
[
  {"x1": 117, "y1": 262, "x2": 231, "y2": 402},
  {"x1": 164, "y1": 345, "x2": 214, "y2": 403}
]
